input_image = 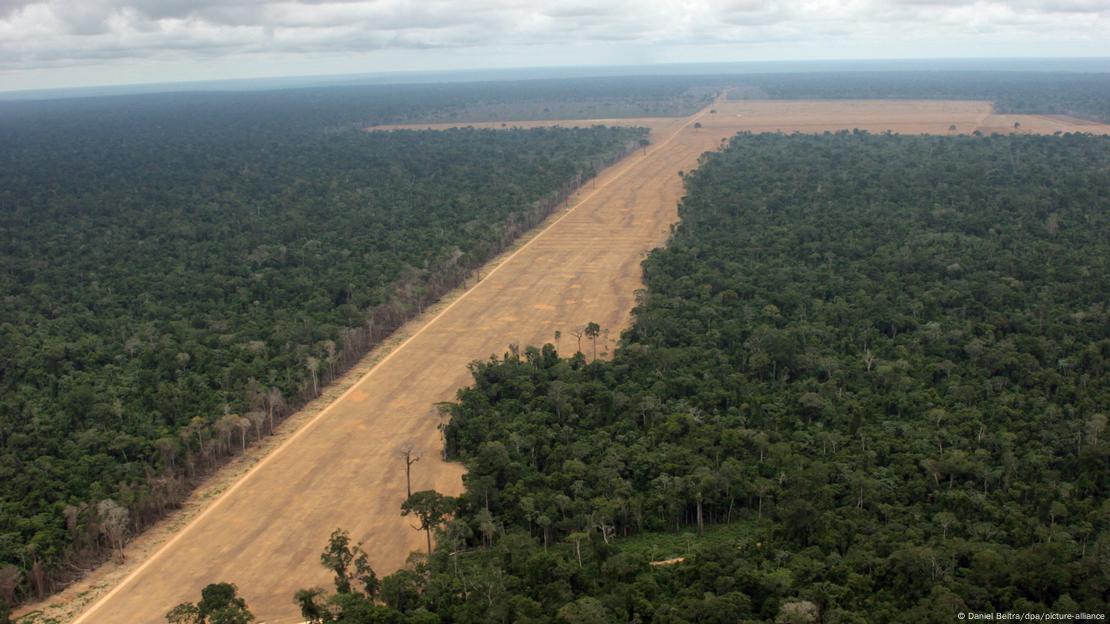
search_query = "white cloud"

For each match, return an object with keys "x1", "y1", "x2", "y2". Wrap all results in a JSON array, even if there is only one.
[{"x1": 0, "y1": 0, "x2": 1107, "y2": 88}]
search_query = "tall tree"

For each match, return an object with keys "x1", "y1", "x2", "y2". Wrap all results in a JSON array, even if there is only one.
[{"x1": 401, "y1": 491, "x2": 455, "y2": 556}]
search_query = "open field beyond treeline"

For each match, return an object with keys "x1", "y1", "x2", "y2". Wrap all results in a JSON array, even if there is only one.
[
  {"x1": 372, "y1": 99, "x2": 1110, "y2": 135},
  {"x1": 41, "y1": 99, "x2": 1109, "y2": 624}
]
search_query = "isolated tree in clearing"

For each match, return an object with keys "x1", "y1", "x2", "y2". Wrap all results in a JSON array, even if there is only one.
[
  {"x1": 569, "y1": 328, "x2": 584, "y2": 354},
  {"x1": 584, "y1": 322, "x2": 601, "y2": 360},
  {"x1": 398, "y1": 443, "x2": 420, "y2": 498},
  {"x1": 401, "y1": 490, "x2": 455, "y2": 556}
]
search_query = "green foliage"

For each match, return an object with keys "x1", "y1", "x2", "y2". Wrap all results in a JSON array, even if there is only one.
[
  {"x1": 402, "y1": 491, "x2": 456, "y2": 555},
  {"x1": 295, "y1": 535, "x2": 414, "y2": 624},
  {"x1": 294, "y1": 587, "x2": 329, "y2": 624},
  {"x1": 320, "y1": 529, "x2": 379, "y2": 597},
  {"x1": 617, "y1": 522, "x2": 753, "y2": 561},
  {"x1": 315, "y1": 132, "x2": 1108, "y2": 622},
  {"x1": 166, "y1": 582, "x2": 253, "y2": 624},
  {"x1": 0, "y1": 91, "x2": 644, "y2": 601},
  {"x1": 0, "y1": 76, "x2": 715, "y2": 133}
]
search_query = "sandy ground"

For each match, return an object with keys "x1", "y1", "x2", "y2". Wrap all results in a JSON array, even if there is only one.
[
  {"x1": 368, "y1": 117, "x2": 679, "y2": 131},
  {"x1": 374, "y1": 99, "x2": 1110, "y2": 136},
  {"x1": 974, "y1": 112, "x2": 1110, "y2": 135},
  {"x1": 33, "y1": 99, "x2": 1107, "y2": 624}
]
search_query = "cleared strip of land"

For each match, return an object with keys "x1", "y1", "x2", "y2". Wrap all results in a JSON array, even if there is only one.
[
  {"x1": 64, "y1": 100, "x2": 1107, "y2": 624},
  {"x1": 368, "y1": 116, "x2": 680, "y2": 131},
  {"x1": 376, "y1": 100, "x2": 1110, "y2": 136},
  {"x1": 69, "y1": 112, "x2": 698, "y2": 624}
]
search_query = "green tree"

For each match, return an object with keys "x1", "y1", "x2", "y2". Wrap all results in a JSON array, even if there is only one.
[
  {"x1": 166, "y1": 582, "x2": 253, "y2": 624},
  {"x1": 557, "y1": 597, "x2": 609, "y2": 624},
  {"x1": 401, "y1": 491, "x2": 455, "y2": 556},
  {"x1": 292, "y1": 587, "x2": 328, "y2": 623},
  {"x1": 584, "y1": 322, "x2": 601, "y2": 360},
  {"x1": 319, "y1": 529, "x2": 378, "y2": 597}
]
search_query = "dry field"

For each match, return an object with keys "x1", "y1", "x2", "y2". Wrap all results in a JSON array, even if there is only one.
[
  {"x1": 375, "y1": 99, "x2": 1110, "y2": 136},
  {"x1": 974, "y1": 112, "x2": 1110, "y2": 135},
  {"x1": 368, "y1": 116, "x2": 674, "y2": 131},
  {"x1": 53, "y1": 99, "x2": 1108, "y2": 624},
  {"x1": 368, "y1": 116, "x2": 679, "y2": 131},
  {"x1": 712, "y1": 100, "x2": 1108, "y2": 135}
]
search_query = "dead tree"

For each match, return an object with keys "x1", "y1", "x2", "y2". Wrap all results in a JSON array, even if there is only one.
[
  {"x1": 97, "y1": 499, "x2": 129, "y2": 563},
  {"x1": 570, "y1": 329, "x2": 584, "y2": 355},
  {"x1": 399, "y1": 443, "x2": 421, "y2": 498}
]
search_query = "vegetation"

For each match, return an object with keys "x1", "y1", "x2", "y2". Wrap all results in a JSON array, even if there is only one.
[
  {"x1": 166, "y1": 582, "x2": 254, "y2": 624},
  {"x1": 0, "y1": 94, "x2": 645, "y2": 605},
  {"x1": 0, "y1": 75, "x2": 716, "y2": 135},
  {"x1": 300, "y1": 131, "x2": 1109, "y2": 622},
  {"x1": 733, "y1": 71, "x2": 1110, "y2": 123},
  {"x1": 358, "y1": 76, "x2": 718, "y2": 123}
]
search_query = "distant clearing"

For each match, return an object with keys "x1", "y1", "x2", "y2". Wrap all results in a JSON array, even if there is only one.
[
  {"x1": 373, "y1": 99, "x2": 1110, "y2": 136},
  {"x1": 368, "y1": 117, "x2": 679, "y2": 132}
]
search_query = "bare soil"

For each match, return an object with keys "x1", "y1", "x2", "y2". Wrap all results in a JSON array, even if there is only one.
[
  {"x1": 35, "y1": 99, "x2": 1105, "y2": 624},
  {"x1": 374, "y1": 100, "x2": 1110, "y2": 136},
  {"x1": 367, "y1": 117, "x2": 679, "y2": 132},
  {"x1": 975, "y1": 113, "x2": 1110, "y2": 135}
]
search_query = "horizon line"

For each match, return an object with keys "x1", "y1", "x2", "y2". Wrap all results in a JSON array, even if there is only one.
[{"x1": 2, "y1": 55, "x2": 1109, "y2": 102}]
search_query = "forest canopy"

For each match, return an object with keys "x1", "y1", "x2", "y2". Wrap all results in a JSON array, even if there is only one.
[
  {"x1": 0, "y1": 96, "x2": 645, "y2": 603},
  {"x1": 301, "y1": 131, "x2": 1110, "y2": 623}
]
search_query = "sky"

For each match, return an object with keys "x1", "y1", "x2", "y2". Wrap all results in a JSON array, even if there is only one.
[{"x1": 1, "y1": 0, "x2": 1108, "y2": 92}]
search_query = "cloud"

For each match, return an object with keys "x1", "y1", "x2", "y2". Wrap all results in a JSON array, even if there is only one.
[
  {"x1": 0, "y1": 0, "x2": 1107, "y2": 74},
  {"x1": 1012, "y1": 0, "x2": 1110, "y2": 12}
]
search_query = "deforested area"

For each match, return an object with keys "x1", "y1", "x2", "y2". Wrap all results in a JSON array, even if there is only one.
[
  {"x1": 734, "y1": 71, "x2": 1110, "y2": 123},
  {"x1": 5, "y1": 1, "x2": 1110, "y2": 622},
  {"x1": 298, "y1": 132, "x2": 1110, "y2": 622},
  {"x1": 0, "y1": 94, "x2": 646, "y2": 604}
]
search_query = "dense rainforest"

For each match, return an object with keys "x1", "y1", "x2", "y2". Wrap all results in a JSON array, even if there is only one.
[
  {"x1": 291, "y1": 132, "x2": 1110, "y2": 623},
  {"x1": 0, "y1": 93, "x2": 646, "y2": 606},
  {"x1": 0, "y1": 75, "x2": 716, "y2": 137}
]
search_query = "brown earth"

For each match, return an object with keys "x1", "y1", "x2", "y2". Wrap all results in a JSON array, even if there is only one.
[
  {"x1": 374, "y1": 99, "x2": 1110, "y2": 136},
  {"x1": 368, "y1": 116, "x2": 679, "y2": 131},
  {"x1": 41, "y1": 99, "x2": 1107, "y2": 624},
  {"x1": 709, "y1": 100, "x2": 1108, "y2": 135},
  {"x1": 974, "y1": 112, "x2": 1110, "y2": 135}
]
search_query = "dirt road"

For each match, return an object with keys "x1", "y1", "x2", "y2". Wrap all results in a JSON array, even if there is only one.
[{"x1": 66, "y1": 100, "x2": 1107, "y2": 624}]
